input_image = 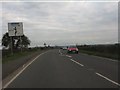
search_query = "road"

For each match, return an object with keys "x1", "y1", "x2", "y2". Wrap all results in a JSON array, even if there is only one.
[{"x1": 4, "y1": 49, "x2": 119, "y2": 88}]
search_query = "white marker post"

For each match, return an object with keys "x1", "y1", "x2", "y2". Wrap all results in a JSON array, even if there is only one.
[{"x1": 8, "y1": 22, "x2": 23, "y2": 54}]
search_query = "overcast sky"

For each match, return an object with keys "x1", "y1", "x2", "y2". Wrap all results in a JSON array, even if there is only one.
[{"x1": 1, "y1": 1, "x2": 118, "y2": 47}]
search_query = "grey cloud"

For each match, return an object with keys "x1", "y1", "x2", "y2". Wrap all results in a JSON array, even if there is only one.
[{"x1": 2, "y1": 2, "x2": 118, "y2": 46}]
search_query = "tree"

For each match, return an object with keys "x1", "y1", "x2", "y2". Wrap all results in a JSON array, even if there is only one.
[
  {"x1": 2, "y1": 33, "x2": 10, "y2": 48},
  {"x1": 2, "y1": 32, "x2": 30, "y2": 50},
  {"x1": 44, "y1": 43, "x2": 46, "y2": 48}
]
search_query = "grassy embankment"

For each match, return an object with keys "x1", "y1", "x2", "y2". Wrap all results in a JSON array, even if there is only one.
[
  {"x1": 2, "y1": 47, "x2": 48, "y2": 64},
  {"x1": 77, "y1": 44, "x2": 118, "y2": 60},
  {"x1": 79, "y1": 50, "x2": 118, "y2": 60}
]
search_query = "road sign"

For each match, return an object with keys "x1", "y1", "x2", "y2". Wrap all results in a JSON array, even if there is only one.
[{"x1": 8, "y1": 22, "x2": 23, "y2": 36}]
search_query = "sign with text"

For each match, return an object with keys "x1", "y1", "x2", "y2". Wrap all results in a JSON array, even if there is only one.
[{"x1": 8, "y1": 22, "x2": 23, "y2": 36}]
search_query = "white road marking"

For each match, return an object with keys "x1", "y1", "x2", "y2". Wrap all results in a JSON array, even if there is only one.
[
  {"x1": 59, "y1": 50, "x2": 60, "y2": 53},
  {"x1": 70, "y1": 59, "x2": 84, "y2": 67},
  {"x1": 66, "y1": 55, "x2": 72, "y2": 58},
  {"x1": 59, "y1": 50, "x2": 63, "y2": 55},
  {"x1": 95, "y1": 72, "x2": 120, "y2": 87},
  {"x1": 3, "y1": 51, "x2": 49, "y2": 88}
]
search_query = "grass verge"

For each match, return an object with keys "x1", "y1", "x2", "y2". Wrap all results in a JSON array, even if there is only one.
[
  {"x1": 79, "y1": 50, "x2": 118, "y2": 60},
  {"x1": 2, "y1": 50, "x2": 40, "y2": 64}
]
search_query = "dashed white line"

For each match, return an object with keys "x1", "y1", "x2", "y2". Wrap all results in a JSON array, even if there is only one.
[
  {"x1": 95, "y1": 72, "x2": 120, "y2": 87},
  {"x1": 66, "y1": 55, "x2": 72, "y2": 58},
  {"x1": 3, "y1": 51, "x2": 49, "y2": 88},
  {"x1": 59, "y1": 50, "x2": 60, "y2": 53},
  {"x1": 70, "y1": 59, "x2": 84, "y2": 67},
  {"x1": 59, "y1": 50, "x2": 62, "y2": 55}
]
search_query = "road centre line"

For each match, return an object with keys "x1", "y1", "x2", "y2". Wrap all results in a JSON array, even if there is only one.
[
  {"x1": 59, "y1": 50, "x2": 71, "y2": 57},
  {"x1": 66, "y1": 53, "x2": 119, "y2": 87},
  {"x1": 3, "y1": 51, "x2": 49, "y2": 88},
  {"x1": 66, "y1": 55, "x2": 72, "y2": 58},
  {"x1": 59, "y1": 50, "x2": 62, "y2": 55},
  {"x1": 59, "y1": 50, "x2": 60, "y2": 53},
  {"x1": 61, "y1": 52, "x2": 119, "y2": 87},
  {"x1": 95, "y1": 72, "x2": 120, "y2": 87},
  {"x1": 70, "y1": 59, "x2": 84, "y2": 67}
]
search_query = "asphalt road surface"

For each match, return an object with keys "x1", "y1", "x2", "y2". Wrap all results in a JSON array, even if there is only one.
[{"x1": 5, "y1": 49, "x2": 119, "y2": 88}]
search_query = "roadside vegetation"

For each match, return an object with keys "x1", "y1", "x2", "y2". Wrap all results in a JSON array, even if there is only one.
[
  {"x1": 77, "y1": 43, "x2": 119, "y2": 60},
  {"x1": 2, "y1": 47, "x2": 53, "y2": 64},
  {"x1": 2, "y1": 48, "x2": 37, "y2": 63},
  {"x1": 1, "y1": 32, "x2": 54, "y2": 63}
]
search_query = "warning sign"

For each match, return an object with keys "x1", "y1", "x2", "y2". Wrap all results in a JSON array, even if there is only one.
[{"x1": 8, "y1": 22, "x2": 23, "y2": 36}]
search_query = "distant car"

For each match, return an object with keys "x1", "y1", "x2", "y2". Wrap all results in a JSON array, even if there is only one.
[
  {"x1": 67, "y1": 46, "x2": 78, "y2": 54},
  {"x1": 62, "y1": 47, "x2": 67, "y2": 50}
]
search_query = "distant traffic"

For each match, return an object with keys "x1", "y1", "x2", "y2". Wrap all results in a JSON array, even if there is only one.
[{"x1": 61, "y1": 46, "x2": 79, "y2": 54}]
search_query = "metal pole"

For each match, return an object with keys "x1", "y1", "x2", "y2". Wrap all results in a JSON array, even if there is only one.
[{"x1": 10, "y1": 36, "x2": 13, "y2": 55}]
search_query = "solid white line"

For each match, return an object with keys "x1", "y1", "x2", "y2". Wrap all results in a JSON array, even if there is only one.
[
  {"x1": 70, "y1": 59, "x2": 84, "y2": 67},
  {"x1": 66, "y1": 55, "x2": 72, "y2": 58},
  {"x1": 95, "y1": 72, "x2": 120, "y2": 87},
  {"x1": 3, "y1": 51, "x2": 49, "y2": 88}
]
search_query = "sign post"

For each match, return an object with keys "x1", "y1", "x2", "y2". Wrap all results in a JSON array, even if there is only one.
[
  {"x1": 10, "y1": 37, "x2": 13, "y2": 55},
  {"x1": 8, "y1": 22, "x2": 23, "y2": 54},
  {"x1": 20, "y1": 36, "x2": 22, "y2": 52}
]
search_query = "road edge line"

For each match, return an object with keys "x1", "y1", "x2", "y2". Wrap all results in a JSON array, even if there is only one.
[
  {"x1": 3, "y1": 50, "x2": 49, "y2": 88},
  {"x1": 95, "y1": 72, "x2": 120, "y2": 87}
]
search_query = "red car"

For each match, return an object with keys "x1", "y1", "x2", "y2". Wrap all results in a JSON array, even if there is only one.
[{"x1": 67, "y1": 46, "x2": 78, "y2": 54}]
